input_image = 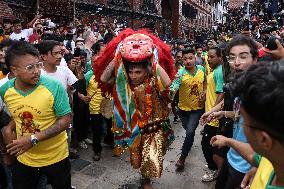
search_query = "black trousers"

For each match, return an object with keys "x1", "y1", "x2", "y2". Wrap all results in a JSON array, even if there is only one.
[
  {"x1": 215, "y1": 160, "x2": 245, "y2": 189},
  {"x1": 73, "y1": 95, "x2": 89, "y2": 142},
  {"x1": 12, "y1": 158, "x2": 71, "y2": 189},
  {"x1": 89, "y1": 114, "x2": 104, "y2": 154},
  {"x1": 0, "y1": 162, "x2": 7, "y2": 188},
  {"x1": 201, "y1": 125, "x2": 218, "y2": 170},
  {"x1": 103, "y1": 118, "x2": 114, "y2": 144}
]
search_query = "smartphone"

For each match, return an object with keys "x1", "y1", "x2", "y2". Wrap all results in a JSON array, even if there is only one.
[
  {"x1": 266, "y1": 36, "x2": 282, "y2": 50},
  {"x1": 73, "y1": 47, "x2": 81, "y2": 57}
]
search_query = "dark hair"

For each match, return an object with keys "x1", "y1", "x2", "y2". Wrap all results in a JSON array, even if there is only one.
[
  {"x1": 124, "y1": 59, "x2": 149, "y2": 72},
  {"x1": 196, "y1": 45, "x2": 203, "y2": 50},
  {"x1": 37, "y1": 40, "x2": 60, "y2": 55},
  {"x1": 42, "y1": 34, "x2": 64, "y2": 43},
  {"x1": 91, "y1": 42, "x2": 101, "y2": 55},
  {"x1": 5, "y1": 41, "x2": 39, "y2": 67},
  {"x1": 13, "y1": 19, "x2": 21, "y2": 25},
  {"x1": 64, "y1": 53, "x2": 73, "y2": 63},
  {"x1": 226, "y1": 34, "x2": 258, "y2": 60},
  {"x1": 208, "y1": 47, "x2": 222, "y2": 57},
  {"x1": 175, "y1": 50, "x2": 183, "y2": 57},
  {"x1": 0, "y1": 39, "x2": 15, "y2": 50},
  {"x1": 34, "y1": 22, "x2": 42, "y2": 27},
  {"x1": 232, "y1": 61, "x2": 284, "y2": 141},
  {"x1": 3, "y1": 18, "x2": 11, "y2": 24},
  {"x1": 182, "y1": 48, "x2": 195, "y2": 56}
]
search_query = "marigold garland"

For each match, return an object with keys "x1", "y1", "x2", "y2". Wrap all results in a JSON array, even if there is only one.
[{"x1": 135, "y1": 78, "x2": 153, "y2": 129}]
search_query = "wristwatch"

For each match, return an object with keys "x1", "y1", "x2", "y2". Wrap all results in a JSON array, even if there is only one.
[{"x1": 30, "y1": 134, "x2": 39, "y2": 146}]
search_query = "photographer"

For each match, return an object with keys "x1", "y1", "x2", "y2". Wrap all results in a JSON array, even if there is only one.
[
  {"x1": 28, "y1": 22, "x2": 44, "y2": 44},
  {"x1": 9, "y1": 15, "x2": 41, "y2": 41}
]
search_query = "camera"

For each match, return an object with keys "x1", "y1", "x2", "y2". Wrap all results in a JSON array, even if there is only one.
[
  {"x1": 73, "y1": 47, "x2": 81, "y2": 57},
  {"x1": 266, "y1": 36, "x2": 283, "y2": 50}
]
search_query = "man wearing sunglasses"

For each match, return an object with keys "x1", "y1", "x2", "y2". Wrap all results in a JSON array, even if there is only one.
[
  {"x1": 211, "y1": 61, "x2": 284, "y2": 189},
  {"x1": 0, "y1": 41, "x2": 72, "y2": 189}
]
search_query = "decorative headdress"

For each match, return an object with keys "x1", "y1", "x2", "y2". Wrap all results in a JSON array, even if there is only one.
[{"x1": 93, "y1": 28, "x2": 176, "y2": 155}]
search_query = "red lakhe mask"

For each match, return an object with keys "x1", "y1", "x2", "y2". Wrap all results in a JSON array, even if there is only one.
[{"x1": 120, "y1": 33, "x2": 154, "y2": 62}]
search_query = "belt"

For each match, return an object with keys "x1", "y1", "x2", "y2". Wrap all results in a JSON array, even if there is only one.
[{"x1": 140, "y1": 121, "x2": 163, "y2": 134}]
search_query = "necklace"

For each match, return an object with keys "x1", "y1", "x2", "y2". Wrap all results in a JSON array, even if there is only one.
[{"x1": 133, "y1": 77, "x2": 153, "y2": 129}]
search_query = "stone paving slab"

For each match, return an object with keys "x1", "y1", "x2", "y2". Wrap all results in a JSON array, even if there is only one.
[{"x1": 71, "y1": 116, "x2": 215, "y2": 189}]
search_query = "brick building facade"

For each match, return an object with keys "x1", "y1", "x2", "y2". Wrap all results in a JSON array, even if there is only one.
[
  {"x1": 0, "y1": 0, "x2": 37, "y2": 24},
  {"x1": 0, "y1": 1, "x2": 13, "y2": 22},
  {"x1": 1, "y1": 0, "x2": 213, "y2": 38}
]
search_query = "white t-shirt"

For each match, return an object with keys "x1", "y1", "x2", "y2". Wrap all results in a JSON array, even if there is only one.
[
  {"x1": 0, "y1": 74, "x2": 11, "y2": 114},
  {"x1": 41, "y1": 66, "x2": 77, "y2": 90},
  {"x1": 60, "y1": 58, "x2": 68, "y2": 67},
  {"x1": 9, "y1": 28, "x2": 33, "y2": 41},
  {"x1": 0, "y1": 74, "x2": 9, "y2": 88}
]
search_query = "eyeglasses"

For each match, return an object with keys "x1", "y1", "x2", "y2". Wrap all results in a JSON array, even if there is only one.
[
  {"x1": 19, "y1": 62, "x2": 43, "y2": 72},
  {"x1": 243, "y1": 122, "x2": 284, "y2": 143},
  {"x1": 226, "y1": 53, "x2": 252, "y2": 64}
]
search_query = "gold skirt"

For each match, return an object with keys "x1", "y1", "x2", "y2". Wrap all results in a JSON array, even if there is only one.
[{"x1": 140, "y1": 128, "x2": 164, "y2": 179}]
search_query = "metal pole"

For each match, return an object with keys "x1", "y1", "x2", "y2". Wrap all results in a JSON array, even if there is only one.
[
  {"x1": 73, "y1": 0, "x2": 76, "y2": 22},
  {"x1": 247, "y1": 0, "x2": 250, "y2": 23},
  {"x1": 131, "y1": 0, "x2": 134, "y2": 28},
  {"x1": 36, "y1": 0, "x2": 40, "y2": 15}
]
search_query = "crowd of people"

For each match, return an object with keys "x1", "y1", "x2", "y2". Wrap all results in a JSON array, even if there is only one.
[{"x1": 0, "y1": 2, "x2": 284, "y2": 189}]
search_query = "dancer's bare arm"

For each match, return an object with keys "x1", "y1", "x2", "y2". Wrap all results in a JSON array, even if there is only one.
[{"x1": 101, "y1": 60, "x2": 115, "y2": 85}]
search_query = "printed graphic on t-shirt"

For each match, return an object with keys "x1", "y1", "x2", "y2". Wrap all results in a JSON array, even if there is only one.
[
  {"x1": 19, "y1": 111, "x2": 40, "y2": 136},
  {"x1": 233, "y1": 97, "x2": 241, "y2": 122}
]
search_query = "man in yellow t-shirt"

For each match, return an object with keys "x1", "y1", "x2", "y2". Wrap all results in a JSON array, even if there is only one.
[
  {"x1": 201, "y1": 47, "x2": 224, "y2": 182},
  {"x1": 170, "y1": 48, "x2": 206, "y2": 171},
  {"x1": 1, "y1": 41, "x2": 72, "y2": 189}
]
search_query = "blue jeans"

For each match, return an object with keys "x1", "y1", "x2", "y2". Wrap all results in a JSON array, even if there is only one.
[{"x1": 178, "y1": 109, "x2": 204, "y2": 159}]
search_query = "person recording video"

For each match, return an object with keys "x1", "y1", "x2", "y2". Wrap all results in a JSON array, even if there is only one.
[{"x1": 28, "y1": 22, "x2": 44, "y2": 44}]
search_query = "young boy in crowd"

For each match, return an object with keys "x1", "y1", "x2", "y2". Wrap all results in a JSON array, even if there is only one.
[
  {"x1": 170, "y1": 48, "x2": 206, "y2": 171},
  {"x1": 201, "y1": 47, "x2": 224, "y2": 182},
  {"x1": 83, "y1": 69, "x2": 104, "y2": 161}
]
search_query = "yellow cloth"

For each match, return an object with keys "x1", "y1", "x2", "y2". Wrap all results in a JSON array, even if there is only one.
[
  {"x1": 87, "y1": 74, "x2": 103, "y2": 114},
  {"x1": 203, "y1": 56, "x2": 211, "y2": 76},
  {"x1": 0, "y1": 76, "x2": 70, "y2": 167},
  {"x1": 178, "y1": 66, "x2": 205, "y2": 111},
  {"x1": 0, "y1": 71, "x2": 5, "y2": 80},
  {"x1": 0, "y1": 36, "x2": 5, "y2": 43},
  {"x1": 205, "y1": 65, "x2": 224, "y2": 127},
  {"x1": 251, "y1": 156, "x2": 274, "y2": 189}
]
